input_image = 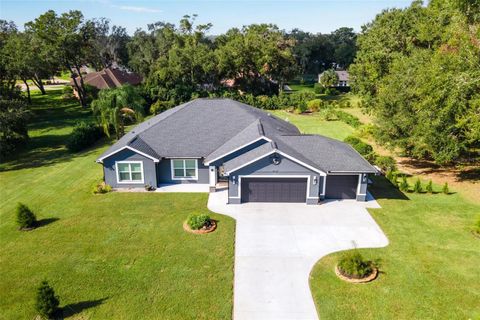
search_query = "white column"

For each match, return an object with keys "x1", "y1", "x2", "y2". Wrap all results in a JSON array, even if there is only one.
[{"x1": 209, "y1": 166, "x2": 217, "y2": 187}]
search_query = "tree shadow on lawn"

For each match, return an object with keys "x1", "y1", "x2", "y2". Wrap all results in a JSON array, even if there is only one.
[
  {"x1": 370, "y1": 175, "x2": 409, "y2": 201},
  {"x1": 61, "y1": 297, "x2": 108, "y2": 318},
  {"x1": 35, "y1": 217, "x2": 60, "y2": 228}
]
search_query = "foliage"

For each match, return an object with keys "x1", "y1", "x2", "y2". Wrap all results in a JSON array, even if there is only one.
[
  {"x1": 350, "y1": 1, "x2": 480, "y2": 164},
  {"x1": 426, "y1": 180, "x2": 433, "y2": 193},
  {"x1": 375, "y1": 156, "x2": 397, "y2": 172},
  {"x1": 16, "y1": 203, "x2": 37, "y2": 229},
  {"x1": 400, "y1": 176, "x2": 409, "y2": 192},
  {"x1": 353, "y1": 141, "x2": 373, "y2": 156},
  {"x1": 343, "y1": 135, "x2": 362, "y2": 146},
  {"x1": 150, "y1": 100, "x2": 175, "y2": 115},
  {"x1": 0, "y1": 99, "x2": 30, "y2": 157},
  {"x1": 35, "y1": 280, "x2": 59, "y2": 319},
  {"x1": 413, "y1": 178, "x2": 422, "y2": 193},
  {"x1": 66, "y1": 122, "x2": 103, "y2": 152},
  {"x1": 307, "y1": 99, "x2": 323, "y2": 112},
  {"x1": 187, "y1": 213, "x2": 211, "y2": 230},
  {"x1": 334, "y1": 110, "x2": 361, "y2": 128},
  {"x1": 91, "y1": 85, "x2": 145, "y2": 139},
  {"x1": 62, "y1": 85, "x2": 74, "y2": 100},
  {"x1": 337, "y1": 251, "x2": 374, "y2": 278},
  {"x1": 442, "y1": 182, "x2": 450, "y2": 195},
  {"x1": 319, "y1": 69, "x2": 339, "y2": 87},
  {"x1": 313, "y1": 83, "x2": 325, "y2": 94},
  {"x1": 474, "y1": 217, "x2": 480, "y2": 235},
  {"x1": 92, "y1": 181, "x2": 112, "y2": 194}
]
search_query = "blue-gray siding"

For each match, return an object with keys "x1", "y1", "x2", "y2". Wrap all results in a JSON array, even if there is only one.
[
  {"x1": 102, "y1": 148, "x2": 157, "y2": 188},
  {"x1": 227, "y1": 153, "x2": 323, "y2": 204},
  {"x1": 157, "y1": 158, "x2": 209, "y2": 184}
]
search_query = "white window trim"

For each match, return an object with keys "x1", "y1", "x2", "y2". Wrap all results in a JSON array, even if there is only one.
[
  {"x1": 97, "y1": 146, "x2": 160, "y2": 163},
  {"x1": 204, "y1": 136, "x2": 271, "y2": 165},
  {"x1": 170, "y1": 159, "x2": 198, "y2": 180},
  {"x1": 115, "y1": 161, "x2": 144, "y2": 184},
  {"x1": 224, "y1": 149, "x2": 327, "y2": 176}
]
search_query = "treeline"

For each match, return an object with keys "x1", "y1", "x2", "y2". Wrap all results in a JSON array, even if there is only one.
[{"x1": 350, "y1": 0, "x2": 480, "y2": 164}]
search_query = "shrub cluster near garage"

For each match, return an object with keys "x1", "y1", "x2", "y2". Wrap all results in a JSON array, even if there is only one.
[{"x1": 66, "y1": 122, "x2": 103, "y2": 152}]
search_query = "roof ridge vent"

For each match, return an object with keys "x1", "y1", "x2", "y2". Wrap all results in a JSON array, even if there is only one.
[{"x1": 257, "y1": 120, "x2": 265, "y2": 136}]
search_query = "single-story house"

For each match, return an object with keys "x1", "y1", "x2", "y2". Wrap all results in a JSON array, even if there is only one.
[
  {"x1": 70, "y1": 67, "x2": 142, "y2": 97},
  {"x1": 318, "y1": 70, "x2": 350, "y2": 87},
  {"x1": 96, "y1": 99, "x2": 376, "y2": 204}
]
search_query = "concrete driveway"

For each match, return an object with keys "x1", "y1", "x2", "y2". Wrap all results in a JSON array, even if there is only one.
[{"x1": 208, "y1": 190, "x2": 388, "y2": 320}]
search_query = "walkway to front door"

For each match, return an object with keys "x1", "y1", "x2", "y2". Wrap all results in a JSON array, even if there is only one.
[{"x1": 208, "y1": 190, "x2": 388, "y2": 320}]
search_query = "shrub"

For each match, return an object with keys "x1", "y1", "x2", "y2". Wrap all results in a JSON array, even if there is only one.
[
  {"x1": 66, "y1": 122, "x2": 103, "y2": 152},
  {"x1": 150, "y1": 100, "x2": 175, "y2": 115},
  {"x1": 335, "y1": 110, "x2": 362, "y2": 128},
  {"x1": 16, "y1": 203, "x2": 37, "y2": 229},
  {"x1": 400, "y1": 176, "x2": 409, "y2": 192},
  {"x1": 35, "y1": 280, "x2": 60, "y2": 319},
  {"x1": 187, "y1": 214, "x2": 211, "y2": 230},
  {"x1": 391, "y1": 173, "x2": 399, "y2": 188},
  {"x1": 144, "y1": 184, "x2": 155, "y2": 191},
  {"x1": 442, "y1": 182, "x2": 449, "y2": 194},
  {"x1": 307, "y1": 99, "x2": 323, "y2": 112},
  {"x1": 314, "y1": 83, "x2": 325, "y2": 94},
  {"x1": 413, "y1": 178, "x2": 422, "y2": 193},
  {"x1": 343, "y1": 135, "x2": 362, "y2": 146},
  {"x1": 337, "y1": 251, "x2": 374, "y2": 279},
  {"x1": 62, "y1": 85, "x2": 74, "y2": 99},
  {"x1": 324, "y1": 87, "x2": 339, "y2": 96},
  {"x1": 386, "y1": 170, "x2": 394, "y2": 182},
  {"x1": 92, "y1": 181, "x2": 112, "y2": 194},
  {"x1": 375, "y1": 156, "x2": 397, "y2": 172},
  {"x1": 426, "y1": 180, "x2": 433, "y2": 193},
  {"x1": 353, "y1": 141, "x2": 374, "y2": 156}
]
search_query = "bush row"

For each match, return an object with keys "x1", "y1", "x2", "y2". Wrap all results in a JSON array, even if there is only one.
[{"x1": 343, "y1": 135, "x2": 397, "y2": 172}]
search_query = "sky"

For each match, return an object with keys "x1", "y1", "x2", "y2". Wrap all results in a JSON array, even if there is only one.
[{"x1": 0, "y1": 0, "x2": 412, "y2": 35}]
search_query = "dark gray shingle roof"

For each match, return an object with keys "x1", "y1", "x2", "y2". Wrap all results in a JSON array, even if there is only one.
[{"x1": 97, "y1": 98, "x2": 375, "y2": 174}]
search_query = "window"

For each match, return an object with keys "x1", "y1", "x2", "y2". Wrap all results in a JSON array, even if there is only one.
[
  {"x1": 171, "y1": 159, "x2": 198, "y2": 180},
  {"x1": 116, "y1": 161, "x2": 144, "y2": 183}
]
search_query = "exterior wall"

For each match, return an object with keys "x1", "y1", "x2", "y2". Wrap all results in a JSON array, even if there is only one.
[
  {"x1": 157, "y1": 158, "x2": 209, "y2": 184},
  {"x1": 102, "y1": 148, "x2": 157, "y2": 188},
  {"x1": 227, "y1": 153, "x2": 323, "y2": 204},
  {"x1": 210, "y1": 139, "x2": 268, "y2": 167},
  {"x1": 356, "y1": 173, "x2": 368, "y2": 201}
]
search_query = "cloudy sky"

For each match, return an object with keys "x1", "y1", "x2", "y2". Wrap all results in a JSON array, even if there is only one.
[{"x1": 1, "y1": 0, "x2": 412, "y2": 34}]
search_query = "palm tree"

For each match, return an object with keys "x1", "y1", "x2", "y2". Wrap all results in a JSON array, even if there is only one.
[{"x1": 91, "y1": 85, "x2": 145, "y2": 139}]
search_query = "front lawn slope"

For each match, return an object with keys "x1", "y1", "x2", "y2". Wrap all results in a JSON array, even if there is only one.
[
  {"x1": 310, "y1": 177, "x2": 480, "y2": 319},
  {"x1": 0, "y1": 90, "x2": 235, "y2": 319}
]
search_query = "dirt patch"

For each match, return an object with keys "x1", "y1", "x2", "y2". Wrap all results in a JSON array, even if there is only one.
[
  {"x1": 335, "y1": 265, "x2": 378, "y2": 283},
  {"x1": 183, "y1": 220, "x2": 217, "y2": 234}
]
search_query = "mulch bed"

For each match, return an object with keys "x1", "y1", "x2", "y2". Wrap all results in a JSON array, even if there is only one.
[
  {"x1": 183, "y1": 220, "x2": 217, "y2": 234},
  {"x1": 335, "y1": 265, "x2": 378, "y2": 283}
]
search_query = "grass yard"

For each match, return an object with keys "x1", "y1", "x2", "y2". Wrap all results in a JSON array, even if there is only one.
[
  {"x1": 279, "y1": 108, "x2": 480, "y2": 319},
  {"x1": 271, "y1": 110, "x2": 354, "y2": 141},
  {"x1": 0, "y1": 90, "x2": 235, "y2": 319}
]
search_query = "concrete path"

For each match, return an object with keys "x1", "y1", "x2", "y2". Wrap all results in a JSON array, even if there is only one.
[{"x1": 208, "y1": 191, "x2": 388, "y2": 320}]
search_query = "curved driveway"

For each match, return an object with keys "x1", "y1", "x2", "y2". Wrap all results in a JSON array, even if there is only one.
[{"x1": 208, "y1": 190, "x2": 388, "y2": 320}]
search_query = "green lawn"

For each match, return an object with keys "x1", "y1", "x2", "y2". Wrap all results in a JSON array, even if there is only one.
[
  {"x1": 271, "y1": 110, "x2": 354, "y2": 141},
  {"x1": 278, "y1": 109, "x2": 480, "y2": 319},
  {"x1": 0, "y1": 90, "x2": 235, "y2": 319}
]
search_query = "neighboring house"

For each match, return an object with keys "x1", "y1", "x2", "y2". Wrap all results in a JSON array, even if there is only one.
[
  {"x1": 318, "y1": 70, "x2": 350, "y2": 87},
  {"x1": 70, "y1": 67, "x2": 142, "y2": 97},
  {"x1": 96, "y1": 99, "x2": 376, "y2": 204}
]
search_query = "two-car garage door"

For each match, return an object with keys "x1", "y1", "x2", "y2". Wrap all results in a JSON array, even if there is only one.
[
  {"x1": 241, "y1": 177, "x2": 307, "y2": 203},
  {"x1": 240, "y1": 175, "x2": 359, "y2": 203}
]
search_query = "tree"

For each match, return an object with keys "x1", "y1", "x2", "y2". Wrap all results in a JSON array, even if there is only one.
[
  {"x1": 91, "y1": 85, "x2": 145, "y2": 139},
  {"x1": 319, "y1": 69, "x2": 339, "y2": 87},
  {"x1": 35, "y1": 281, "x2": 59, "y2": 319},
  {"x1": 350, "y1": 0, "x2": 480, "y2": 164},
  {"x1": 25, "y1": 10, "x2": 101, "y2": 106},
  {"x1": 216, "y1": 24, "x2": 296, "y2": 95},
  {"x1": 329, "y1": 27, "x2": 357, "y2": 69},
  {"x1": 0, "y1": 99, "x2": 30, "y2": 156},
  {"x1": 16, "y1": 203, "x2": 37, "y2": 229}
]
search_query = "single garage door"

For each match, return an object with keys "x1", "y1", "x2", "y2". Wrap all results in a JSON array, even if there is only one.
[
  {"x1": 325, "y1": 175, "x2": 358, "y2": 199},
  {"x1": 241, "y1": 177, "x2": 307, "y2": 203}
]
